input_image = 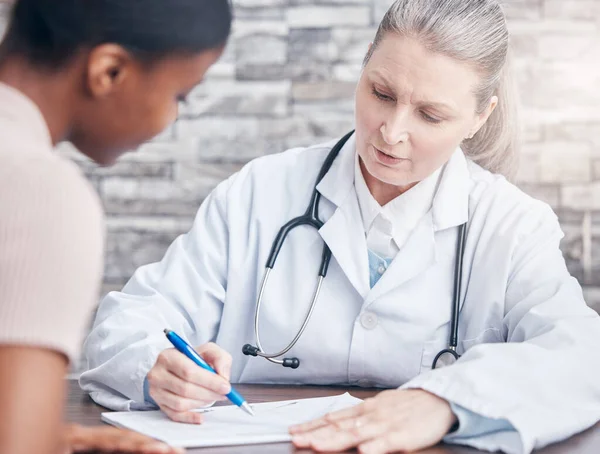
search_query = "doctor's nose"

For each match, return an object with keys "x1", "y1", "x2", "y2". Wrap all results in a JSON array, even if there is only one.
[{"x1": 380, "y1": 109, "x2": 409, "y2": 145}]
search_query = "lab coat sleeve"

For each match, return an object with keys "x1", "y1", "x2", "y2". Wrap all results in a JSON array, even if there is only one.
[
  {"x1": 402, "y1": 203, "x2": 600, "y2": 454},
  {"x1": 79, "y1": 177, "x2": 233, "y2": 411}
]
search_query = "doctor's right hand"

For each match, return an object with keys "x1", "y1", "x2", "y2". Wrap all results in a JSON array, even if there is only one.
[{"x1": 147, "y1": 342, "x2": 233, "y2": 423}]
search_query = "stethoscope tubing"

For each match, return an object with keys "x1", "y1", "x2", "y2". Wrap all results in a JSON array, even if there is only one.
[{"x1": 243, "y1": 130, "x2": 467, "y2": 370}]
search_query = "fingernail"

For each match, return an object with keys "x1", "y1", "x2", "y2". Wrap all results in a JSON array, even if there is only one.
[
  {"x1": 149, "y1": 443, "x2": 171, "y2": 453},
  {"x1": 219, "y1": 383, "x2": 231, "y2": 394}
]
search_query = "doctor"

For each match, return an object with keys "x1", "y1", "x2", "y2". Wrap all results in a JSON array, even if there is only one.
[{"x1": 81, "y1": 0, "x2": 600, "y2": 453}]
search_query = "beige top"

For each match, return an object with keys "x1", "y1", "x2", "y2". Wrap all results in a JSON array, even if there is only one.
[{"x1": 0, "y1": 82, "x2": 104, "y2": 363}]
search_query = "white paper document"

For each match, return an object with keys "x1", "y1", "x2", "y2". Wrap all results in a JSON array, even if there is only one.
[{"x1": 101, "y1": 392, "x2": 363, "y2": 448}]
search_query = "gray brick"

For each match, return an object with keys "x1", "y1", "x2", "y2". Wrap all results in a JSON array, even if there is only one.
[
  {"x1": 332, "y1": 63, "x2": 362, "y2": 82},
  {"x1": 0, "y1": 5, "x2": 8, "y2": 41},
  {"x1": 561, "y1": 223, "x2": 585, "y2": 282},
  {"x1": 331, "y1": 28, "x2": 375, "y2": 63},
  {"x1": 293, "y1": 98, "x2": 355, "y2": 114},
  {"x1": 538, "y1": 32, "x2": 597, "y2": 61},
  {"x1": 515, "y1": 152, "x2": 540, "y2": 183},
  {"x1": 292, "y1": 81, "x2": 357, "y2": 101},
  {"x1": 259, "y1": 114, "x2": 354, "y2": 144},
  {"x1": 178, "y1": 80, "x2": 290, "y2": 117},
  {"x1": 501, "y1": 0, "x2": 544, "y2": 21},
  {"x1": 543, "y1": 0, "x2": 600, "y2": 21},
  {"x1": 290, "y1": 0, "x2": 371, "y2": 3},
  {"x1": 583, "y1": 287, "x2": 600, "y2": 314},
  {"x1": 509, "y1": 32, "x2": 539, "y2": 58},
  {"x1": 545, "y1": 123, "x2": 600, "y2": 147},
  {"x1": 372, "y1": 0, "x2": 393, "y2": 25},
  {"x1": 100, "y1": 282, "x2": 127, "y2": 300},
  {"x1": 536, "y1": 142, "x2": 592, "y2": 183},
  {"x1": 533, "y1": 61, "x2": 600, "y2": 114},
  {"x1": 235, "y1": 34, "x2": 287, "y2": 66},
  {"x1": 236, "y1": 63, "x2": 289, "y2": 81},
  {"x1": 101, "y1": 177, "x2": 208, "y2": 216},
  {"x1": 592, "y1": 237, "x2": 600, "y2": 286},
  {"x1": 285, "y1": 61, "x2": 332, "y2": 82},
  {"x1": 83, "y1": 161, "x2": 174, "y2": 179},
  {"x1": 150, "y1": 124, "x2": 176, "y2": 143},
  {"x1": 518, "y1": 183, "x2": 560, "y2": 208},
  {"x1": 593, "y1": 160, "x2": 600, "y2": 181},
  {"x1": 234, "y1": 6, "x2": 286, "y2": 20},
  {"x1": 176, "y1": 116, "x2": 259, "y2": 145},
  {"x1": 234, "y1": 0, "x2": 286, "y2": 6},
  {"x1": 555, "y1": 209, "x2": 587, "y2": 225},
  {"x1": 521, "y1": 124, "x2": 544, "y2": 144},
  {"x1": 205, "y1": 61, "x2": 236, "y2": 80},
  {"x1": 562, "y1": 183, "x2": 600, "y2": 210},
  {"x1": 287, "y1": 6, "x2": 371, "y2": 28},
  {"x1": 104, "y1": 230, "x2": 186, "y2": 282},
  {"x1": 289, "y1": 29, "x2": 334, "y2": 63},
  {"x1": 236, "y1": 61, "x2": 332, "y2": 82},
  {"x1": 233, "y1": 21, "x2": 288, "y2": 66}
]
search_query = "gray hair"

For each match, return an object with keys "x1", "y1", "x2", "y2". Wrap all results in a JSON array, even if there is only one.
[{"x1": 364, "y1": 0, "x2": 518, "y2": 179}]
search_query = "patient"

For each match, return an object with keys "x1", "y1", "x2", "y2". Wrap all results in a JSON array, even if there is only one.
[{"x1": 0, "y1": 0, "x2": 230, "y2": 453}]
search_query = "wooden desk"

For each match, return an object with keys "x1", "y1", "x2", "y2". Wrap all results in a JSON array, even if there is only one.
[{"x1": 67, "y1": 380, "x2": 600, "y2": 454}]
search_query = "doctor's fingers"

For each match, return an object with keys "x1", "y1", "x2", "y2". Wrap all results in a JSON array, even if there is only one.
[
  {"x1": 149, "y1": 367, "x2": 227, "y2": 403},
  {"x1": 157, "y1": 349, "x2": 232, "y2": 394},
  {"x1": 161, "y1": 404, "x2": 205, "y2": 425},
  {"x1": 195, "y1": 342, "x2": 233, "y2": 380},
  {"x1": 151, "y1": 387, "x2": 219, "y2": 415},
  {"x1": 290, "y1": 398, "x2": 375, "y2": 434},
  {"x1": 357, "y1": 429, "x2": 437, "y2": 454},
  {"x1": 292, "y1": 419, "x2": 388, "y2": 452}
]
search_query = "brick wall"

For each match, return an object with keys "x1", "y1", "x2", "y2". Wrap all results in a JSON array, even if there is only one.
[{"x1": 1, "y1": 1, "x2": 599, "y2": 312}]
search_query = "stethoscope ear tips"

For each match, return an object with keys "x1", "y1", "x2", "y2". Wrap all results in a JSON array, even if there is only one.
[
  {"x1": 283, "y1": 358, "x2": 300, "y2": 369},
  {"x1": 242, "y1": 344, "x2": 259, "y2": 356}
]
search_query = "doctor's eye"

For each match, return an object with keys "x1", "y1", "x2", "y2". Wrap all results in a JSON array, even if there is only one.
[
  {"x1": 420, "y1": 111, "x2": 442, "y2": 125},
  {"x1": 371, "y1": 87, "x2": 394, "y2": 102}
]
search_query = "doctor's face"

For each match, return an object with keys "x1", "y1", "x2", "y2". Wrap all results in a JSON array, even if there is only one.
[{"x1": 354, "y1": 34, "x2": 495, "y2": 195}]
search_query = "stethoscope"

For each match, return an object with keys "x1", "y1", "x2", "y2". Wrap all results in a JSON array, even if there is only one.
[{"x1": 242, "y1": 130, "x2": 467, "y2": 371}]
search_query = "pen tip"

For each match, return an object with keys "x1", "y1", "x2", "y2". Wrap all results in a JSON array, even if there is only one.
[
  {"x1": 163, "y1": 329, "x2": 170, "y2": 335},
  {"x1": 241, "y1": 402, "x2": 255, "y2": 416}
]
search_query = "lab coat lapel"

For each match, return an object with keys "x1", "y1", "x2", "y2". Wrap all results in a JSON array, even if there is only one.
[
  {"x1": 316, "y1": 133, "x2": 370, "y2": 299},
  {"x1": 365, "y1": 213, "x2": 436, "y2": 305},
  {"x1": 364, "y1": 148, "x2": 472, "y2": 306}
]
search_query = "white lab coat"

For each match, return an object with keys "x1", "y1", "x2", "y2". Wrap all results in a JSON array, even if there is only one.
[{"x1": 81, "y1": 134, "x2": 600, "y2": 454}]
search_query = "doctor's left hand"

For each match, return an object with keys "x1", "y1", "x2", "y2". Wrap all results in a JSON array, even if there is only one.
[{"x1": 289, "y1": 389, "x2": 457, "y2": 453}]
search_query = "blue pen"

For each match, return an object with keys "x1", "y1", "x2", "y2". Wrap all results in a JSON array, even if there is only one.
[{"x1": 163, "y1": 329, "x2": 254, "y2": 416}]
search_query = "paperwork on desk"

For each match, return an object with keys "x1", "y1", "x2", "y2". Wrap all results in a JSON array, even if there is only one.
[{"x1": 102, "y1": 392, "x2": 362, "y2": 448}]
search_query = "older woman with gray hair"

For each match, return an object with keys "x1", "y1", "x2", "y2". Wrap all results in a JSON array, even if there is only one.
[{"x1": 81, "y1": 1, "x2": 600, "y2": 453}]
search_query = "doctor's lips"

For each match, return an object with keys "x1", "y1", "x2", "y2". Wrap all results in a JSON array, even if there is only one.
[{"x1": 373, "y1": 145, "x2": 409, "y2": 164}]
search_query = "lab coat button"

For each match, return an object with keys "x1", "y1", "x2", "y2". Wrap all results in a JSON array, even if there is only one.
[
  {"x1": 377, "y1": 265, "x2": 386, "y2": 275},
  {"x1": 360, "y1": 312, "x2": 378, "y2": 330}
]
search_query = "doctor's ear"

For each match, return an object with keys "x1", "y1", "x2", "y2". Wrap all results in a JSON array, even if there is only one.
[
  {"x1": 469, "y1": 95, "x2": 498, "y2": 139},
  {"x1": 84, "y1": 44, "x2": 135, "y2": 99}
]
